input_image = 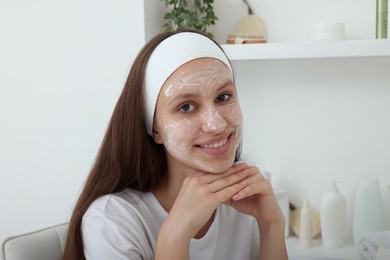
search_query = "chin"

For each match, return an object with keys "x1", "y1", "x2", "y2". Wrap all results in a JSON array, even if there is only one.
[{"x1": 195, "y1": 157, "x2": 236, "y2": 174}]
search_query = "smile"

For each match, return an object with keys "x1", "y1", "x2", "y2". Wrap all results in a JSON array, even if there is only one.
[
  {"x1": 195, "y1": 134, "x2": 234, "y2": 156},
  {"x1": 197, "y1": 133, "x2": 233, "y2": 149},
  {"x1": 199, "y1": 138, "x2": 228, "y2": 149}
]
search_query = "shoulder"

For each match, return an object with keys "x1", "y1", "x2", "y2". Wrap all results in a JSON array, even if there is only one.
[
  {"x1": 83, "y1": 189, "x2": 157, "y2": 224},
  {"x1": 85, "y1": 189, "x2": 146, "y2": 215},
  {"x1": 81, "y1": 189, "x2": 158, "y2": 259}
]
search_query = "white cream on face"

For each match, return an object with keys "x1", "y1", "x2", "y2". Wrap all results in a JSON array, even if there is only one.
[
  {"x1": 154, "y1": 58, "x2": 243, "y2": 173},
  {"x1": 164, "y1": 60, "x2": 232, "y2": 98},
  {"x1": 200, "y1": 104, "x2": 227, "y2": 133}
]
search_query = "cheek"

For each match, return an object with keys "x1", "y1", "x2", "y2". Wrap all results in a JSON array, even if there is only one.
[
  {"x1": 220, "y1": 103, "x2": 243, "y2": 129},
  {"x1": 162, "y1": 118, "x2": 199, "y2": 152}
]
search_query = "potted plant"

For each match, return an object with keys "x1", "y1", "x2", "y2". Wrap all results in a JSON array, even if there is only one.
[{"x1": 161, "y1": 0, "x2": 218, "y2": 37}]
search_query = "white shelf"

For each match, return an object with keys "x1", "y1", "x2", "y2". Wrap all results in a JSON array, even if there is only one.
[
  {"x1": 286, "y1": 236, "x2": 359, "y2": 260},
  {"x1": 222, "y1": 39, "x2": 390, "y2": 61}
]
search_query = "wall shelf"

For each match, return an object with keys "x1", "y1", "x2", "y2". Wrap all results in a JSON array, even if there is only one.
[{"x1": 222, "y1": 39, "x2": 390, "y2": 61}]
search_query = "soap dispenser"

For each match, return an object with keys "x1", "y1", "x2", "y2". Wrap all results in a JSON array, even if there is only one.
[{"x1": 320, "y1": 181, "x2": 346, "y2": 248}]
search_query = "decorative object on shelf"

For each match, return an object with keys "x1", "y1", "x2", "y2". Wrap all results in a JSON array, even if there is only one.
[
  {"x1": 310, "y1": 22, "x2": 346, "y2": 41},
  {"x1": 290, "y1": 202, "x2": 321, "y2": 239},
  {"x1": 376, "y1": 0, "x2": 388, "y2": 39},
  {"x1": 226, "y1": 0, "x2": 267, "y2": 44},
  {"x1": 352, "y1": 178, "x2": 386, "y2": 245},
  {"x1": 320, "y1": 181, "x2": 347, "y2": 249},
  {"x1": 161, "y1": 0, "x2": 218, "y2": 37}
]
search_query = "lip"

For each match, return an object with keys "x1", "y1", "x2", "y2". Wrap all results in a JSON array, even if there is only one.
[{"x1": 196, "y1": 134, "x2": 232, "y2": 156}]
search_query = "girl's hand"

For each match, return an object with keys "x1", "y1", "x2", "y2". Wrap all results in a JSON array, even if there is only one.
[
  {"x1": 225, "y1": 166, "x2": 284, "y2": 224},
  {"x1": 164, "y1": 162, "x2": 250, "y2": 240},
  {"x1": 224, "y1": 166, "x2": 288, "y2": 260}
]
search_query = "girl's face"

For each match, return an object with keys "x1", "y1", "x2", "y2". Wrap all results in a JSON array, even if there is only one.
[{"x1": 153, "y1": 58, "x2": 243, "y2": 174}]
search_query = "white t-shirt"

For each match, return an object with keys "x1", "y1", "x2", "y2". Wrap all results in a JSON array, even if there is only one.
[{"x1": 82, "y1": 189, "x2": 260, "y2": 260}]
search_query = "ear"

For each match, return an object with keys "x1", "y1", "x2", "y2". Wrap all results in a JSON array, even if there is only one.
[{"x1": 152, "y1": 123, "x2": 163, "y2": 144}]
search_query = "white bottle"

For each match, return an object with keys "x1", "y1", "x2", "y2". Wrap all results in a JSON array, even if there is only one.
[
  {"x1": 300, "y1": 199, "x2": 313, "y2": 248},
  {"x1": 320, "y1": 181, "x2": 346, "y2": 248},
  {"x1": 352, "y1": 179, "x2": 385, "y2": 244}
]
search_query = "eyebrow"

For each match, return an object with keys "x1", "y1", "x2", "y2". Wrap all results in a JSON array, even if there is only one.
[{"x1": 171, "y1": 80, "x2": 234, "y2": 101}]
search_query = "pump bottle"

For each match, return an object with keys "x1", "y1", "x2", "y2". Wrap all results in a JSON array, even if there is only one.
[{"x1": 320, "y1": 181, "x2": 346, "y2": 248}]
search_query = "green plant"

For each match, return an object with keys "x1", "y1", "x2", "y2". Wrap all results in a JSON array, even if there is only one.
[{"x1": 161, "y1": 0, "x2": 218, "y2": 37}]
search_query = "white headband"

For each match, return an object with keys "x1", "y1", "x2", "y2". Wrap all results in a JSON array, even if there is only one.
[{"x1": 144, "y1": 32, "x2": 232, "y2": 135}]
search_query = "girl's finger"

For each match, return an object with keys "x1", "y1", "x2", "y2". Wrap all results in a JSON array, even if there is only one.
[
  {"x1": 207, "y1": 169, "x2": 249, "y2": 192},
  {"x1": 242, "y1": 166, "x2": 264, "y2": 179},
  {"x1": 201, "y1": 162, "x2": 249, "y2": 184},
  {"x1": 214, "y1": 182, "x2": 245, "y2": 204},
  {"x1": 233, "y1": 176, "x2": 272, "y2": 201}
]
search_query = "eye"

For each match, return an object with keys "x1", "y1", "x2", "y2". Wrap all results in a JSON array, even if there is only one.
[
  {"x1": 179, "y1": 103, "x2": 196, "y2": 113},
  {"x1": 216, "y1": 93, "x2": 231, "y2": 103}
]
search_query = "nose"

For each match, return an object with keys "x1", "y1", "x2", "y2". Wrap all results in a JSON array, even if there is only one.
[{"x1": 200, "y1": 105, "x2": 227, "y2": 133}]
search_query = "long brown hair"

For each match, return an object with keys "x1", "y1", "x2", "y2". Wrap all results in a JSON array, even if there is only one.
[{"x1": 62, "y1": 29, "x2": 240, "y2": 259}]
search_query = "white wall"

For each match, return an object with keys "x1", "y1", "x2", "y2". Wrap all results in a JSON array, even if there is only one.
[{"x1": 0, "y1": 0, "x2": 146, "y2": 242}]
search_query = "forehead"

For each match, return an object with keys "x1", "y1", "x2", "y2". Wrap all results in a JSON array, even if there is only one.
[
  {"x1": 165, "y1": 58, "x2": 231, "y2": 85},
  {"x1": 161, "y1": 58, "x2": 233, "y2": 95}
]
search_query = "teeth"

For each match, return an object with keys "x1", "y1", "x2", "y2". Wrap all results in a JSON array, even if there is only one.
[{"x1": 200, "y1": 138, "x2": 227, "y2": 149}]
